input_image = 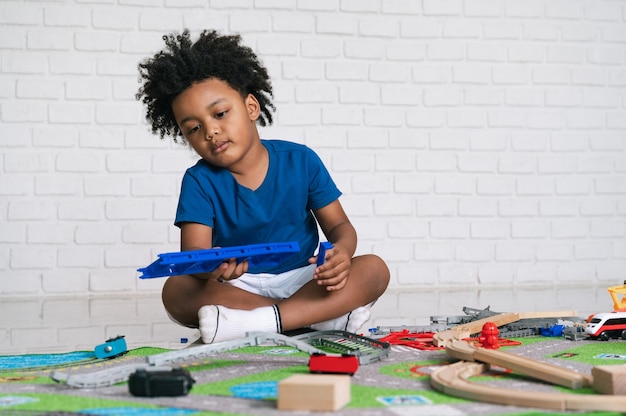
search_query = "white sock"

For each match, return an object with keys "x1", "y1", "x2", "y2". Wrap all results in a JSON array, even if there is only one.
[
  {"x1": 310, "y1": 301, "x2": 375, "y2": 333},
  {"x1": 198, "y1": 304, "x2": 282, "y2": 344}
]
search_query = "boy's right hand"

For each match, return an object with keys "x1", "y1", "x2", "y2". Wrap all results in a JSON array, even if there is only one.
[{"x1": 193, "y1": 257, "x2": 248, "y2": 281}]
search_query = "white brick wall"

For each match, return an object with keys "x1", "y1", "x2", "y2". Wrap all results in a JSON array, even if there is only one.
[{"x1": 1, "y1": 1, "x2": 625, "y2": 306}]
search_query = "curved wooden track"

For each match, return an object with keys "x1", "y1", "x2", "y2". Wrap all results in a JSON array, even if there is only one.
[
  {"x1": 430, "y1": 360, "x2": 626, "y2": 412},
  {"x1": 430, "y1": 310, "x2": 626, "y2": 412}
]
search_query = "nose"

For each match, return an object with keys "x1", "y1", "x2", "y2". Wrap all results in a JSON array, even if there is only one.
[{"x1": 205, "y1": 123, "x2": 221, "y2": 140}]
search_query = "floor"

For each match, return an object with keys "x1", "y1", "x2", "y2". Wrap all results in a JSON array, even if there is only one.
[{"x1": 0, "y1": 283, "x2": 615, "y2": 355}]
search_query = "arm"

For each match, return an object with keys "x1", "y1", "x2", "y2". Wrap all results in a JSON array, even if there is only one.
[
  {"x1": 180, "y1": 222, "x2": 248, "y2": 281},
  {"x1": 311, "y1": 200, "x2": 357, "y2": 291}
]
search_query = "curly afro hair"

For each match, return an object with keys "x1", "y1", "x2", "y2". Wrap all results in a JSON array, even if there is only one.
[{"x1": 136, "y1": 29, "x2": 275, "y2": 141}]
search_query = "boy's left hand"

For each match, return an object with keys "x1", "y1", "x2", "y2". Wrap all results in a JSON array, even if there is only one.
[{"x1": 309, "y1": 244, "x2": 351, "y2": 291}]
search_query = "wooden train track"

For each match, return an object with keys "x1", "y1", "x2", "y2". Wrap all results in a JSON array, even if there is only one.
[{"x1": 430, "y1": 310, "x2": 626, "y2": 412}]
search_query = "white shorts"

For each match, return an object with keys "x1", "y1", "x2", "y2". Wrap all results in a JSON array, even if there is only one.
[{"x1": 224, "y1": 264, "x2": 316, "y2": 299}]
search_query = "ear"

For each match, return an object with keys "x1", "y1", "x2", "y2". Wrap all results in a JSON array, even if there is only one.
[{"x1": 245, "y1": 94, "x2": 261, "y2": 121}]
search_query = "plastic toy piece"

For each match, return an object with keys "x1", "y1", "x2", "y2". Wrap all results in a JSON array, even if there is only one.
[
  {"x1": 477, "y1": 322, "x2": 500, "y2": 349},
  {"x1": 607, "y1": 280, "x2": 626, "y2": 311},
  {"x1": 317, "y1": 241, "x2": 333, "y2": 266},
  {"x1": 308, "y1": 353, "x2": 359, "y2": 376},
  {"x1": 128, "y1": 367, "x2": 195, "y2": 397},
  {"x1": 278, "y1": 374, "x2": 351, "y2": 411},
  {"x1": 585, "y1": 311, "x2": 626, "y2": 340},
  {"x1": 293, "y1": 330, "x2": 390, "y2": 365},
  {"x1": 137, "y1": 241, "x2": 300, "y2": 279},
  {"x1": 51, "y1": 330, "x2": 385, "y2": 389},
  {"x1": 94, "y1": 335, "x2": 127, "y2": 359},
  {"x1": 379, "y1": 330, "x2": 444, "y2": 351}
]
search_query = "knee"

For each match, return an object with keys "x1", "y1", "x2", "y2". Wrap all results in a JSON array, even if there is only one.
[
  {"x1": 161, "y1": 275, "x2": 200, "y2": 328},
  {"x1": 356, "y1": 254, "x2": 390, "y2": 294},
  {"x1": 372, "y1": 255, "x2": 390, "y2": 291}
]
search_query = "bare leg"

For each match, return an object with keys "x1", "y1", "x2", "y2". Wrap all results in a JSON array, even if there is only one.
[
  {"x1": 278, "y1": 255, "x2": 389, "y2": 330},
  {"x1": 162, "y1": 254, "x2": 389, "y2": 331}
]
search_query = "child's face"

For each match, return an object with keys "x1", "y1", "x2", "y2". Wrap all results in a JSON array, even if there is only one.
[{"x1": 171, "y1": 78, "x2": 261, "y2": 168}]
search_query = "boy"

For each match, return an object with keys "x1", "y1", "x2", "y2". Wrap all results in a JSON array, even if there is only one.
[{"x1": 136, "y1": 30, "x2": 390, "y2": 344}]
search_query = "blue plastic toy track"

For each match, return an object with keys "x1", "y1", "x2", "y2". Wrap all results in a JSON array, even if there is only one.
[{"x1": 137, "y1": 242, "x2": 300, "y2": 279}]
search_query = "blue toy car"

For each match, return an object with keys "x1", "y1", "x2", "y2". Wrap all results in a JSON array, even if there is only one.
[{"x1": 94, "y1": 335, "x2": 127, "y2": 359}]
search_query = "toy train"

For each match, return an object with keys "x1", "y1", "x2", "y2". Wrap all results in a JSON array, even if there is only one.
[{"x1": 584, "y1": 311, "x2": 626, "y2": 341}]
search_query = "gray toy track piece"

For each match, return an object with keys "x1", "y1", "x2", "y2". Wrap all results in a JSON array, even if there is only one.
[
  {"x1": 148, "y1": 332, "x2": 324, "y2": 367},
  {"x1": 51, "y1": 332, "x2": 328, "y2": 389},
  {"x1": 292, "y1": 330, "x2": 390, "y2": 365},
  {"x1": 50, "y1": 364, "x2": 166, "y2": 389}
]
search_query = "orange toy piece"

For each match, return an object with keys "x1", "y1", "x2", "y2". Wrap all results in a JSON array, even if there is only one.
[
  {"x1": 478, "y1": 322, "x2": 500, "y2": 349},
  {"x1": 607, "y1": 280, "x2": 626, "y2": 312}
]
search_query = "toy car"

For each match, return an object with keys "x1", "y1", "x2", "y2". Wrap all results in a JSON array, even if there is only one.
[
  {"x1": 308, "y1": 353, "x2": 359, "y2": 376},
  {"x1": 129, "y1": 367, "x2": 195, "y2": 397},
  {"x1": 94, "y1": 335, "x2": 127, "y2": 359},
  {"x1": 585, "y1": 311, "x2": 626, "y2": 341}
]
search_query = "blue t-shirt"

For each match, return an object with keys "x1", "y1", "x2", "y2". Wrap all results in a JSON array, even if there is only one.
[{"x1": 175, "y1": 140, "x2": 342, "y2": 274}]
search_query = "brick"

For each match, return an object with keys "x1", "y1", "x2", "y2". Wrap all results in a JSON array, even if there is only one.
[
  {"x1": 8, "y1": 200, "x2": 54, "y2": 220},
  {"x1": 96, "y1": 104, "x2": 140, "y2": 125},
  {"x1": 551, "y1": 221, "x2": 588, "y2": 238},
  {"x1": 373, "y1": 147, "x2": 412, "y2": 167},
  {"x1": 535, "y1": 243, "x2": 572, "y2": 261},
  {"x1": 394, "y1": 174, "x2": 433, "y2": 194},
  {"x1": 105, "y1": 199, "x2": 153, "y2": 220},
  {"x1": 495, "y1": 243, "x2": 534, "y2": 261},
  {"x1": 517, "y1": 177, "x2": 554, "y2": 195},
  {"x1": 498, "y1": 199, "x2": 536, "y2": 217},
  {"x1": 0, "y1": 173, "x2": 35, "y2": 196},
  {"x1": 84, "y1": 176, "x2": 129, "y2": 196},
  {"x1": 33, "y1": 127, "x2": 79, "y2": 147},
  {"x1": 315, "y1": 15, "x2": 356, "y2": 35},
  {"x1": 229, "y1": 13, "x2": 271, "y2": 33},
  {"x1": 539, "y1": 199, "x2": 578, "y2": 217},
  {"x1": 42, "y1": 270, "x2": 90, "y2": 294},
  {"x1": 75, "y1": 224, "x2": 119, "y2": 244},
  {"x1": 401, "y1": 19, "x2": 440, "y2": 38},
  {"x1": 456, "y1": 243, "x2": 493, "y2": 262},
  {"x1": 504, "y1": 0, "x2": 543, "y2": 18},
  {"x1": 122, "y1": 224, "x2": 167, "y2": 243},
  {"x1": 0, "y1": 3, "x2": 42, "y2": 25},
  {"x1": 438, "y1": 265, "x2": 477, "y2": 285},
  {"x1": 44, "y1": 7, "x2": 90, "y2": 27},
  {"x1": 105, "y1": 247, "x2": 149, "y2": 267},
  {"x1": 49, "y1": 55, "x2": 93, "y2": 75},
  {"x1": 434, "y1": 176, "x2": 474, "y2": 195},
  {"x1": 417, "y1": 153, "x2": 456, "y2": 171},
  {"x1": 273, "y1": 14, "x2": 314, "y2": 32},
  {"x1": 511, "y1": 221, "x2": 548, "y2": 238},
  {"x1": 430, "y1": 220, "x2": 468, "y2": 239},
  {"x1": 58, "y1": 200, "x2": 103, "y2": 221},
  {"x1": 11, "y1": 248, "x2": 55, "y2": 269},
  {"x1": 0, "y1": 222, "x2": 26, "y2": 243},
  {"x1": 27, "y1": 30, "x2": 73, "y2": 50},
  {"x1": 65, "y1": 79, "x2": 109, "y2": 100},
  {"x1": 58, "y1": 247, "x2": 102, "y2": 268},
  {"x1": 27, "y1": 224, "x2": 73, "y2": 244},
  {"x1": 417, "y1": 197, "x2": 456, "y2": 216},
  {"x1": 363, "y1": 108, "x2": 403, "y2": 127},
  {"x1": 458, "y1": 199, "x2": 496, "y2": 217},
  {"x1": 48, "y1": 103, "x2": 92, "y2": 124},
  {"x1": 90, "y1": 269, "x2": 137, "y2": 292},
  {"x1": 471, "y1": 221, "x2": 509, "y2": 239}
]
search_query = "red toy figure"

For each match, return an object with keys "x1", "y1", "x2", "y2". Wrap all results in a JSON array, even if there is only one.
[{"x1": 478, "y1": 322, "x2": 500, "y2": 349}]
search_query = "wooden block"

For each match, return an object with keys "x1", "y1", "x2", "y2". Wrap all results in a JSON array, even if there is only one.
[
  {"x1": 277, "y1": 374, "x2": 351, "y2": 411},
  {"x1": 592, "y1": 365, "x2": 626, "y2": 395}
]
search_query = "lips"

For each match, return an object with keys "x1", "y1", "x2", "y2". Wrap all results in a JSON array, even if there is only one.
[{"x1": 212, "y1": 140, "x2": 229, "y2": 154}]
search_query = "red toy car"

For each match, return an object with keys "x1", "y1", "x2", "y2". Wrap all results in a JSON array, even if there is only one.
[{"x1": 308, "y1": 353, "x2": 359, "y2": 376}]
